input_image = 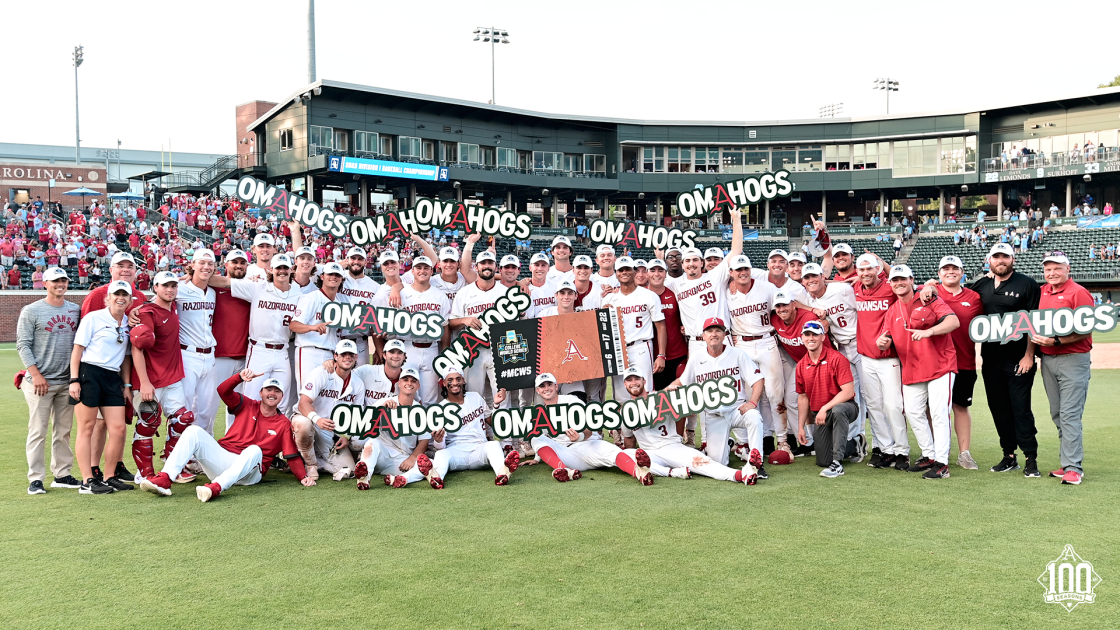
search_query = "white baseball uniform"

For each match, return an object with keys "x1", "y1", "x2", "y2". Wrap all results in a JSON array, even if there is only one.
[
  {"x1": 293, "y1": 289, "x2": 346, "y2": 395},
  {"x1": 294, "y1": 366, "x2": 364, "y2": 472},
  {"x1": 449, "y1": 281, "x2": 507, "y2": 407},
  {"x1": 728, "y1": 276, "x2": 786, "y2": 440},
  {"x1": 427, "y1": 392, "x2": 507, "y2": 481},
  {"x1": 601, "y1": 286, "x2": 663, "y2": 401},
  {"x1": 230, "y1": 278, "x2": 301, "y2": 411},
  {"x1": 626, "y1": 410, "x2": 744, "y2": 482},
  {"x1": 529, "y1": 395, "x2": 631, "y2": 472},
  {"x1": 547, "y1": 266, "x2": 575, "y2": 285},
  {"x1": 678, "y1": 346, "x2": 765, "y2": 466},
  {"x1": 176, "y1": 280, "x2": 219, "y2": 433},
  {"x1": 667, "y1": 261, "x2": 732, "y2": 356},
  {"x1": 806, "y1": 282, "x2": 864, "y2": 442},
  {"x1": 356, "y1": 395, "x2": 431, "y2": 482},
  {"x1": 591, "y1": 272, "x2": 620, "y2": 290},
  {"x1": 403, "y1": 270, "x2": 467, "y2": 305},
  {"x1": 388, "y1": 284, "x2": 450, "y2": 405},
  {"x1": 525, "y1": 279, "x2": 559, "y2": 319},
  {"x1": 352, "y1": 364, "x2": 397, "y2": 404},
  {"x1": 339, "y1": 273, "x2": 381, "y2": 365}
]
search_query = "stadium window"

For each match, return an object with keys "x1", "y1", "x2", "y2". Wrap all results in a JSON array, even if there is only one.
[
  {"x1": 892, "y1": 141, "x2": 908, "y2": 176},
  {"x1": 497, "y1": 148, "x2": 517, "y2": 168},
  {"x1": 879, "y1": 142, "x2": 891, "y2": 171},
  {"x1": 562, "y1": 154, "x2": 582, "y2": 172},
  {"x1": 722, "y1": 150, "x2": 744, "y2": 173},
  {"x1": 965, "y1": 136, "x2": 977, "y2": 172},
  {"x1": 583, "y1": 154, "x2": 606, "y2": 173},
  {"x1": 772, "y1": 148, "x2": 796, "y2": 171},
  {"x1": 458, "y1": 143, "x2": 480, "y2": 165},
  {"x1": 519, "y1": 151, "x2": 530, "y2": 171},
  {"x1": 744, "y1": 150, "x2": 769, "y2": 172},
  {"x1": 310, "y1": 125, "x2": 334, "y2": 151},
  {"x1": 824, "y1": 145, "x2": 837, "y2": 170},
  {"x1": 668, "y1": 147, "x2": 692, "y2": 172},
  {"x1": 399, "y1": 136, "x2": 422, "y2": 159},
  {"x1": 380, "y1": 135, "x2": 394, "y2": 157},
  {"x1": 940, "y1": 137, "x2": 964, "y2": 174},
  {"x1": 837, "y1": 145, "x2": 850, "y2": 170},
  {"x1": 533, "y1": 151, "x2": 562, "y2": 171},
  {"x1": 922, "y1": 139, "x2": 937, "y2": 175},
  {"x1": 333, "y1": 130, "x2": 349, "y2": 153},
  {"x1": 853, "y1": 144, "x2": 865, "y2": 169},
  {"x1": 481, "y1": 147, "x2": 494, "y2": 167},
  {"x1": 279, "y1": 128, "x2": 294, "y2": 152},
  {"x1": 642, "y1": 147, "x2": 665, "y2": 172},
  {"x1": 423, "y1": 140, "x2": 436, "y2": 161},
  {"x1": 694, "y1": 147, "x2": 715, "y2": 172},
  {"x1": 355, "y1": 131, "x2": 379, "y2": 154},
  {"x1": 798, "y1": 147, "x2": 821, "y2": 171}
]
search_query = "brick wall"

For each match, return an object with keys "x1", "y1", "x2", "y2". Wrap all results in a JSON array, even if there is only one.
[
  {"x1": 2, "y1": 164, "x2": 109, "y2": 209},
  {"x1": 236, "y1": 101, "x2": 277, "y2": 164},
  {"x1": 0, "y1": 291, "x2": 89, "y2": 342}
]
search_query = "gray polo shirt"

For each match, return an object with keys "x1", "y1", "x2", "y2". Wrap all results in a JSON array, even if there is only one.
[{"x1": 16, "y1": 299, "x2": 81, "y2": 385}]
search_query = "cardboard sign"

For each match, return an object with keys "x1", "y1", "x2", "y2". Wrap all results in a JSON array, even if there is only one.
[
  {"x1": 320, "y1": 301, "x2": 444, "y2": 340},
  {"x1": 588, "y1": 219, "x2": 698, "y2": 250},
  {"x1": 674, "y1": 171, "x2": 793, "y2": 219},
  {"x1": 968, "y1": 304, "x2": 1118, "y2": 344},
  {"x1": 490, "y1": 309, "x2": 627, "y2": 390},
  {"x1": 490, "y1": 376, "x2": 739, "y2": 439},
  {"x1": 433, "y1": 286, "x2": 531, "y2": 379},
  {"x1": 331, "y1": 402, "x2": 463, "y2": 439}
]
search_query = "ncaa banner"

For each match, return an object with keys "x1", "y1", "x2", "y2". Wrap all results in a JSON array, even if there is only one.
[{"x1": 489, "y1": 309, "x2": 627, "y2": 391}]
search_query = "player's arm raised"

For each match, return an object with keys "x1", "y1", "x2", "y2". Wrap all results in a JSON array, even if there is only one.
[
  {"x1": 412, "y1": 233, "x2": 438, "y2": 263},
  {"x1": 728, "y1": 208, "x2": 744, "y2": 259},
  {"x1": 459, "y1": 233, "x2": 481, "y2": 283}
]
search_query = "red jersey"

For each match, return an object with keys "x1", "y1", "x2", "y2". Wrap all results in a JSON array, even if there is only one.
[
  {"x1": 653, "y1": 287, "x2": 688, "y2": 360},
  {"x1": 215, "y1": 374, "x2": 308, "y2": 479},
  {"x1": 1039, "y1": 279, "x2": 1094, "y2": 356},
  {"x1": 214, "y1": 285, "x2": 251, "y2": 358},
  {"x1": 136, "y1": 207, "x2": 146, "y2": 220},
  {"x1": 773, "y1": 308, "x2": 832, "y2": 362},
  {"x1": 7, "y1": 268, "x2": 20, "y2": 285},
  {"x1": 854, "y1": 273, "x2": 897, "y2": 360},
  {"x1": 795, "y1": 346, "x2": 854, "y2": 413},
  {"x1": 130, "y1": 302, "x2": 185, "y2": 389},
  {"x1": 81, "y1": 282, "x2": 146, "y2": 317},
  {"x1": 37, "y1": 227, "x2": 49, "y2": 242},
  {"x1": 939, "y1": 286, "x2": 983, "y2": 371},
  {"x1": 833, "y1": 269, "x2": 857, "y2": 283},
  {"x1": 884, "y1": 294, "x2": 957, "y2": 385}
]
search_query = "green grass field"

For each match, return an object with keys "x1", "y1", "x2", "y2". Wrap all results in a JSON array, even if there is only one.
[{"x1": 0, "y1": 343, "x2": 1116, "y2": 629}]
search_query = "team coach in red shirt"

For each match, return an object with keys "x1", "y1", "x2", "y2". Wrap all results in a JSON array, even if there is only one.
[{"x1": 796, "y1": 320, "x2": 858, "y2": 478}]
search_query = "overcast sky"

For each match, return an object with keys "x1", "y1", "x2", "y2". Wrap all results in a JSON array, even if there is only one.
[{"x1": 6, "y1": 0, "x2": 1120, "y2": 156}]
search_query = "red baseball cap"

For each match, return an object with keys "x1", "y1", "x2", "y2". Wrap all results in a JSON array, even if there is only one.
[{"x1": 702, "y1": 317, "x2": 727, "y2": 331}]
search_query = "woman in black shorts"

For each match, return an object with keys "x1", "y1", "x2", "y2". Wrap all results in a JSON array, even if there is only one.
[{"x1": 69, "y1": 280, "x2": 134, "y2": 494}]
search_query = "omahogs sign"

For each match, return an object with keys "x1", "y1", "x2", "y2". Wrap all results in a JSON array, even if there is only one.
[
  {"x1": 588, "y1": 219, "x2": 697, "y2": 250},
  {"x1": 968, "y1": 305, "x2": 1119, "y2": 344},
  {"x1": 320, "y1": 302, "x2": 444, "y2": 340},
  {"x1": 331, "y1": 402, "x2": 463, "y2": 439},
  {"x1": 433, "y1": 286, "x2": 531, "y2": 379},
  {"x1": 674, "y1": 170, "x2": 794, "y2": 219}
]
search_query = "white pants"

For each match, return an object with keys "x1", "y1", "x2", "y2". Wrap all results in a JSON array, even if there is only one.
[
  {"x1": 359, "y1": 438, "x2": 421, "y2": 482},
  {"x1": 628, "y1": 443, "x2": 741, "y2": 481},
  {"x1": 432, "y1": 441, "x2": 506, "y2": 479},
  {"x1": 703, "y1": 407, "x2": 763, "y2": 466},
  {"x1": 214, "y1": 356, "x2": 246, "y2": 430},
  {"x1": 294, "y1": 346, "x2": 333, "y2": 391},
  {"x1": 530, "y1": 435, "x2": 623, "y2": 471},
  {"x1": 860, "y1": 356, "x2": 908, "y2": 455},
  {"x1": 780, "y1": 352, "x2": 813, "y2": 445},
  {"x1": 466, "y1": 347, "x2": 501, "y2": 408},
  {"x1": 834, "y1": 341, "x2": 865, "y2": 442},
  {"x1": 163, "y1": 425, "x2": 262, "y2": 491},
  {"x1": 734, "y1": 336, "x2": 786, "y2": 439},
  {"x1": 402, "y1": 341, "x2": 440, "y2": 405},
  {"x1": 903, "y1": 372, "x2": 954, "y2": 464},
  {"x1": 133, "y1": 381, "x2": 189, "y2": 414},
  {"x1": 245, "y1": 344, "x2": 293, "y2": 412},
  {"x1": 612, "y1": 340, "x2": 653, "y2": 402},
  {"x1": 181, "y1": 351, "x2": 219, "y2": 434}
]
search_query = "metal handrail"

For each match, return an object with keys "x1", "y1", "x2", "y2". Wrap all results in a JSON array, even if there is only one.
[{"x1": 982, "y1": 146, "x2": 1120, "y2": 172}]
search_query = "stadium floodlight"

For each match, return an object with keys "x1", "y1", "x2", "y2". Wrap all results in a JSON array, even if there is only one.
[
  {"x1": 73, "y1": 45, "x2": 84, "y2": 165},
  {"x1": 819, "y1": 103, "x2": 844, "y2": 118},
  {"x1": 474, "y1": 27, "x2": 510, "y2": 104},
  {"x1": 873, "y1": 78, "x2": 900, "y2": 114}
]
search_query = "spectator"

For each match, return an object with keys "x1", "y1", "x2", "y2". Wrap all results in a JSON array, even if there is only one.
[
  {"x1": 8, "y1": 264, "x2": 22, "y2": 289},
  {"x1": 893, "y1": 236, "x2": 902, "y2": 257},
  {"x1": 1088, "y1": 244, "x2": 1096, "y2": 260},
  {"x1": 32, "y1": 265, "x2": 45, "y2": 289},
  {"x1": 1105, "y1": 202, "x2": 1113, "y2": 216},
  {"x1": 976, "y1": 209, "x2": 987, "y2": 223}
]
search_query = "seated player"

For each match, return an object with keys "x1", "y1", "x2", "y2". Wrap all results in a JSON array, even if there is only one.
[
  {"x1": 528, "y1": 373, "x2": 654, "y2": 485},
  {"x1": 290, "y1": 339, "x2": 364, "y2": 481},
  {"x1": 140, "y1": 369, "x2": 315, "y2": 501},
  {"x1": 352, "y1": 368, "x2": 432, "y2": 489}
]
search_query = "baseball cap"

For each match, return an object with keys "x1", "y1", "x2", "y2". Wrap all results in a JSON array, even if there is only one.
[
  {"x1": 499, "y1": 254, "x2": 520, "y2": 267},
  {"x1": 622, "y1": 365, "x2": 644, "y2": 379},
  {"x1": 294, "y1": 246, "x2": 316, "y2": 259},
  {"x1": 573, "y1": 255, "x2": 593, "y2": 267},
  {"x1": 475, "y1": 250, "x2": 497, "y2": 263},
  {"x1": 412, "y1": 255, "x2": 434, "y2": 267},
  {"x1": 988, "y1": 243, "x2": 1016, "y2": 258},
  {"x1": 535, "y1": 373, "x2": 557, "y2": 387},
  {"x1": 595, "y1": 244, "x2": 615, "y2": 257},
  {"x1": 833, "y1": 243, "x2": 854, "y2": 255},
  {"x1": 43, "y1": 267, "x2": 68, "y2": 282},
  {"x1": 384, "y1": 339, "x2": 407, "y2": 353},
  {"x1": 347, "y1": 246, "x2": 367, "y2": 259},
  {"x1": 261, "y1": 377, "x2": 285, "y2": 393},
  {"x1": 855, "y1": 253, "x2": 879, "y2": 269},
  {"x1": 772, "y1": 290, "x2": 793, "y2": 306},
  {"x1": 648, "y1": 258, "x2": 667, "y2": 270},
  {"x1": 666, "y1": 247, "x2": 683, "y2": 256},
  {"x1": 107, "y1": 280, "x2": 133, "y2": 295},
  {"x1": 704, "y1": 247, "x2": 725, "y2": 259},
  {"x1": 768, "y1": 249, "x2": 790, "y2": 260},
  {"x1": 192, "y1": 248, "x2": 216, "y2": 263},
  {"x1": 787, "y1": 252, "x2": 807, "y2": 264},
  {"x1": 321, "y1": 261, "x2": 345, "y2": 276},
  {"x1": 615, "y1": 256, "x2": 636, "y2": 269},
  {"x1": 270, "y1": 253, "x2": 293, "y2": 269},
  {"x1": 334, "y1": 339, "x2": 358, "y2": 355},
  {"x1": 729, "y1": 255, "x2": 752, "y2": 270},
  {"x1": 634, "y1": 259, "x2": 648, "y2": 269},
  {"x1": 702, "y1": 317, "x2": 727, "y2": 331},
  {"x1": 253, "y1": 233, "x2": 275, "y2": 247},
  {"x1": 400, "y1": 367, "x2": 420, "y2": 381},
  {"x1": 1042, "y1": 250, "x2": 1070, "y2": 265},
  {"x1": 551, "y1": 235, "x2": 572, "y2": 247},
  {"x1": 939, "y1": 255, "x2": 964, "y2": 269},
  {"x1": 556, "y1": 280, "x2": 577, "y2": 293},
  {"x1": 681, "y1": 247, "x2": 703, "y2": 260},
  {"x1": 802, "y1": 262, "x2": 824, "y2": 276},
  {"x1": 438, "y1": 247, "x2": 459, "y2": 262},
  {"x1": 379, "y1": 250, "x2": 399, "y2": 264},
  {"x1": 153, "y1": 271, "x2": 178, "y2": 286},
  {"x1": 225, "y1": 249, "x2": 248, "y2": 262},
  {"x1": 530, "y1": 252, "x2": 550, "y2": 265},
  {"x1": 111, "y1": 251, "x2": 136, "y2": 266},
  {"x1": 802, "y1": 321, "x2": 825, "y2": 335},
  {"x1": 888, "y1": 264, "x2": 914, "y2": 280}
]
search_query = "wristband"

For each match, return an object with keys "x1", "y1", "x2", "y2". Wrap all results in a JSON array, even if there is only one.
[
  {"x1": 1054, "y1": 337, "x2": 1062, "y2": 346},
  {"x1": 70, "y1": 377, "x2": 80, "y2": 384},
  {"x1": 307, "y1": 411, "x2": 321, "y2": 423},
  {"x1": 657, "y1": 354, "x2": 666, "y2": 359},
  {"x1": 123, "y1": 383, "x2": 132, "y2": 388}
]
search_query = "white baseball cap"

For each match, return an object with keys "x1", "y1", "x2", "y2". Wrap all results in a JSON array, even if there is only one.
[
  {"x1": 294, "y1": 246, "x2": 316, "y2": 259},
  {"x1": 535, "y1": 373, "x2": 557, "y2": 387},
  {"x1": 379, "y1": 250, "x2": 399, "y2": 264},
  {"x1": 595, "y1": 244, "x2": 615, "y2": 257},
  {"x1": 400, "y1": 367, "x2": 420, "y2": 381},
  {"x1": 111, "y1": 252, "x2": 136, "y2": 266},
  {"x1": 729, "y1": 255, "x2": 751, "y2": 270},
  {"x1": 438, "y1": 247, "x2": 459, "y2": 262},
  {"x1": 412, "y1": 255, "x2": 434, "y2": 267},
  {"x1": 648, "y1": 258, "x2": 667, "y2": 270},
  {"x1": 772, "y1": 290, "x2": 793, "y2": 305},
  {"x1": 615, "y1": 256, "x2": 636, "y2": 269},
  {"x1": 768, "y1": 249, "x2": 790, "y2": 260},
  {"x1": 191, "y1": 249, "x2": 216, "y2": 263},
  {"x1": 802, "y1": 263, "x2": 824, "y2": 276},
  {"x1": 666, "y1": 247, "x2": 683, "y2": 256},
  {"x1": 225, "y1": 249, "x2": 248, "y2": 262},
  {"x1": 107, "y1": 280, "x2": 133, "y2": 295},
  {"x1": 556, "y1": 279, "x2": 577, "y2": 293},
  {"x1": 888, "y1": 264, "x2": 914, "y2": 280},
  {"x1": 939, "y1": 255, "x2": 964, "y2": 269},
  {"x1": 321, "y1": 261, "x2": 345, "y2": 276},
  {"x1": 347, "y1": 246, "x2": 367, "y2": 259},
  {"x1": 384, "y1": 339, "x2": 407, "y2": 353},
  {"x1": 855, "y1": 253, "x2": 879, "y2": 269},
  {"x1": 622, "y1": 365, "x2": 645, "y2": 379},
  {"x1": 551, "y1": 235, "x2": 572, "y2": 247},
  {"x1": 43, "y1": 267, "x2": 68, "y2": 282},
  {"x1": 261, "y1": 377, "x2": 285, "y2": 393},
  {"x1": 634, "y1": 259, "x2": 648, "y2": 268},
  {"x1": 253, "y1": 233, "x2": 275, "y2": 247},
  {"x1": 681, "y1": 247, "x2": 703, "y2": 260},
  {"x1": 787, "y1": 252, "x2": 807, "y2": 263},
  {"x1": 1042, "y1": 251, "x2": 1070, "y2": 265},
  {"x1": 988, "y1": 243, "x2": 1016, "y2": 258},
  {"x1": 153, "y1": 271, "x2": 178, "y2": 286},
  {"x1": 530, "y1": 253, "x2": 550, "y2": 265},
  {"x1": 334, "y1": 339, "x2": 358, "y2": 355},
  {"x1": 833, "y1": 243, "x2": 854, "y2": 255},
  {"x1": 573, "y1": 255, "x2": 593, "y2": 267},
  {"x1": 704, "y1": 247, "x2": 725, "y2": 259},
  {"x1": 270, "y1": 253, "x2": 293, "y2": 269},
  {"x1": 499, "y1": 254, "x2": 520, "y2": 267},
  {"x1": 476, "y1": 250, "x2": 497, "y2": 263}
]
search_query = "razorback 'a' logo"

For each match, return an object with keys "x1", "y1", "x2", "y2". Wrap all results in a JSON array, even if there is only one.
[{"x1": 561, "y1": 339, "x2": 588, "y2": 364}]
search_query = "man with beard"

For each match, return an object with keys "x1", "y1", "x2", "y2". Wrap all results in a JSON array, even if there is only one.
[
  {"x1": 449, "y1": 250, "x2": 507, "y2": 410},
  {"x1": 664, "y1": 247, "x2": 685, "y2": 279},
  {"x1": 823, "y1": 242, "x2": 857, "y2": 282},
  {"x1": 339, "y1": 247, "x2": 381, "y2": 366},
  {"x1": 386, "y1": 256, "x2": 450, "y2": 405},
  {"x1": 646, "y1": 259, "x2": 688, "y2": 391}
]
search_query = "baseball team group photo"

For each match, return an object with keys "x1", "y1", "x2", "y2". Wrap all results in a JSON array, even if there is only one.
[{"x1": 4, "y1": 2, "x2": 1118, "y2": 628}]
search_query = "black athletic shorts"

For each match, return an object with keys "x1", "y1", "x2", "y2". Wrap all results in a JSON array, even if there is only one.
[
  {"x1": 952, "y1": 369, "x2": 977, "y2": 407},
  {"x1": 653, "y1": 356, "x2": 686, "y2": 391},
  {"x1": 73, "y1": 362, "x2": 126, "y2": 408}
]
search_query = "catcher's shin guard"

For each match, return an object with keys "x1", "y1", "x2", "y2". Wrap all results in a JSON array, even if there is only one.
[
  {"x1": 161, "y1": 408, "x2": 195, "y2": 460},
  {"x1": 132, "y1": 400, "x2": 162, "y2": 478}
]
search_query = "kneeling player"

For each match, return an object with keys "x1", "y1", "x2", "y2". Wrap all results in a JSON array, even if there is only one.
[
  {"x1": 528, "y1": 373, "x2": 654, "y2": 485},
  {"x1": 415, "y1": 368, "x2": 520, "y2": 489},
  {"x1": 352, "y1": 368, "x2": 432, "y2": 489},
  {"x1": 619, "y1": 367, "x2": 759, "y2": 484},
  {"x1": 140, "y1": 369, "x2": 314, "y2": 501},
  {"x1": 290, "y1": 340, "x2": 364, "y2": 481}
]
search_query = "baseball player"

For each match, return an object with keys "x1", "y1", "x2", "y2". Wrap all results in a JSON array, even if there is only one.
[
  {"x1": 645, "y1": 258, "x2": 689, "y2": 392},
  {"x1": 140, "y1": 369, "x2": 314, "y2": 501},
  {"x1": 823, "y1": 242, "x2": 857, "y2": 282},
  {"x1": 592, "y1": 245, "x2": 620, "y2": 291},
  {"x1": 786, "y1": 252, "x2": 808, "y2": 284},
  {"x1": 771, "y1": 290, "x2": 832, "y2": 456},
  {"x1": 796, "y1": 321, "x2": 859, "y2": 478},
  {"x1": 546, "y1": 235, "x2": 575, "y2": 285},
  {"x1": 384, "y1": 255, "x2": 450, "y2": 405},
  {"x1": 129, "y1": 271, "x2": 194, "y2": 481},
  {"x1": 851, "y1": 252, "x2": 908, "y2": 469},
  {"x1": 532, "y1": 280, "x2": 588, "y2": 399},
  {"x1": 524, "y1": 252, "x2": 558, "y2": 318},
  {"x1": 244, "y1": 233, "x2": 276, "y2": 281},
  {"x1": 338, "y1": 247, "x2": 382, "y2": 365},
  {"x1": 619, "y1": 367, "x2": 755, "y2": 483},
  {"x1": 212, "y1": 249, "x2": 251, "y2": 427},
  {"x1": 353, "y1": 367, "x2": 432, "y2": 489},
  {"x1": 290, "y1": 245, "x2": 319, "y2": 294},
  {"x1": 448, "y1": 250, "x2": 507, "y2": 406},
  {"x1": 703, "y1": 247, "x2": 725, "y2": 272},
  {"x1": 666, "y1": 317, "x2": 765, "y2": 470},
  {"x1": 529, "y1": 373, "x2": 655, "y2": 485},
  {"x1": 412, "y1": 368, "x2": 520, "y2": 488},
  {"x1": 765, "y1": 249, "x2": 810, "y2": 304},
  {"x1": 351, "y1": 338, "x2": 407, "y2": 404},
  {"x1": 572, "y1": 255, "x2": 603, "y2": 312},
  {"x1": 876, "y1": 264, "x2": 960, "y2": 480},
  {"x1": 601, "y1": 256, "x2": 666, "y2": 400},
  {"x1": 176, "y1": 250, "x2": 219, "y2": 435},
  {"x1": 291, "y1": 261, "x2": 347, "y2": 391},
  {"x1": 402, "y1": 234, "x2": 468, "y2": 303},
  {"x1": 291, "y1": 339, "x2": 365, "y2": 481},
  {"x1": 634, "y1": 259, "x2": 649, "y2": 288},
  {"x1": 665, "y1": 209, "x2": 743, "y2": 357}
]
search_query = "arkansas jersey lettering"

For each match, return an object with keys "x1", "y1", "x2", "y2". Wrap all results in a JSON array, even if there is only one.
[
  {"x1": 257, "y1": 300, "x2": 298, "y2": 312},
  {"x1": 44, "y1": 314, "x2": 77, "y2": 333},
  {"x1": 340, "y1": 287, "x2": 378, "y2": 300},
  {"x1": 617, "y1": 304, "x2": 650, "y2": 315},
  {"x1": 405, "y1": 303, "x2": 443, "y2": 313},
  {"x1": 729, "y1": 303, "x2": 770, "y2": 316},
  {"x1": 856, "y1": 300, "x2": 891, "y2": 312},
  {"x1": 180, "y1": 301, "x2": 216, "y2": 311},
  {"x1": 460, "y1": 404, "x2": 487, "y2": 426},
  {"x1": 693, "y1": 366, "x2": 741, "y2": 382},
  {"x1": 464, "y1": 302, "x2": 496, "y2": 316}
]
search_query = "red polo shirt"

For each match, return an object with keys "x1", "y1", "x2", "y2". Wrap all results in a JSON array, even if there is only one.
[
  {"x1": 1039, "y1": 279, "x2": 1093, "y2": 356},
  {"x1": 854, "y1": 272, "x2": 897, "y2": 360},
  {"x1": 884, "y1": 293, "x2": 957, "y2": 385},
  {"x1": 214, "y1": 285, "x2": 251, "y2": 358},
  {"x1": 939, "y1": 286, "x2": 984, "y2": 371},
  {"x1": 795, "y1": 345, "x2": 853, "y2": 412}
]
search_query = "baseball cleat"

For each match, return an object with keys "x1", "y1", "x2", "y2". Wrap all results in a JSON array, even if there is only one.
[
  {"x1": 332, "y1": 467, "x2": 353, "y2": 482},
  {"x1": 494, "y1": 474, "x2": 508, "y2": 486},
  {"x1": 907, "y1": 457, "x2": 935, "y2": 473},
  {"x1": 552, "y1": 467, "x2": 581, "y2": 482},
  {"x1": 741, "y1": 465, "x2": 759, "y2": 486},
  {"x1": 669, "y1": 467, "x2": 692, "y2": 479},
  {"x1": 749, "y1": 448, "x2": 763, "y2": 468},
  {"x1": 430, "y1": 476, "x2": 445, "y2": 490},
  {"x1": 892, "y1": 456, "x2": 910, "y2": 470},
  {"x1": 633, "y1": 449, "x2": 651, "y2": 468},
  {"x1": 140, "y1": 472, "x2": 173, "y2": 496},
  {"x1": 184, "y1": 461, "x2": 204, "y2": 476},
  {"x1": 504, "y1": 450, "x2": 521, "y2": 474},
  {"x1": 416, "y1": 454, "x2": 433, "y2": 480},
  {"x1": 173, "y1": 471, "x2": 197, "y2": 484},
  {"x1": 502, "y1": 444, "x2": 514, "y2": 455},
  {"x1": 384, "y1": 475, "x2": 407, "y2": 489},
  {"x1": 356, "y1": 479, "x2": 370, "y2": 491},
  {"x1": 639, "y1": 472, "x2": 655, "y2": 486},
  {"x1": 633, "y1": 448, "x2": 653, "y2": 482},
  {"x1": 196, "y1": 482, "x2": 221, "y2": 502},
  {"x1": 353, "y1": 461, "x2": 368, "y2": 479}
]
